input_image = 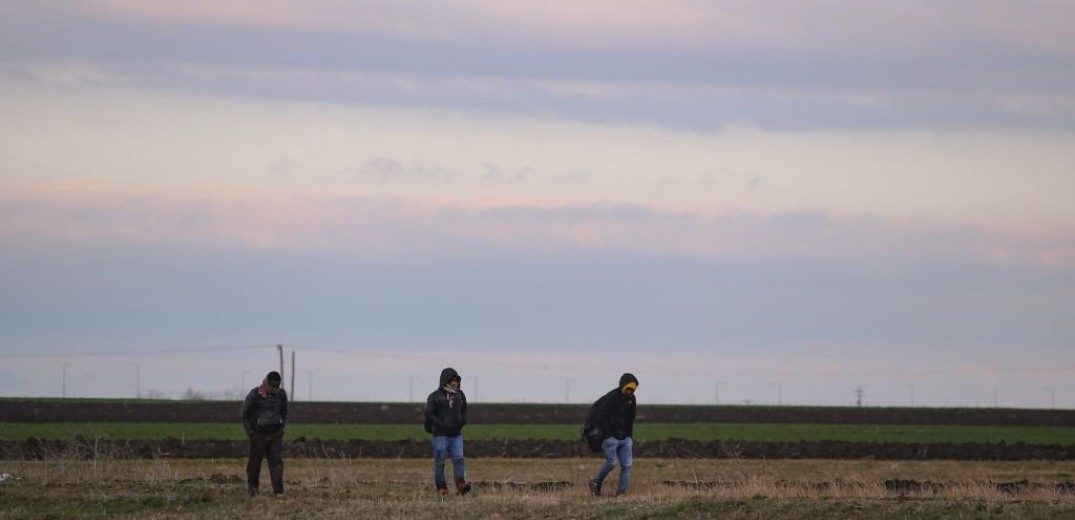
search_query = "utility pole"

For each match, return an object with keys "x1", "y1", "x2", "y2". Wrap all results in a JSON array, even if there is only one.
[
  {"x1": 565, "y1": 379, "x2": 575, "y2": 404},
  {"x1": 771, "y1": 382, "x2": 782, "y2": 406},
  {"x1": 290, "y1": 350, "x2": 296, "y2": 400},
  {"x1": 904, "y1": 384, "x2": 915, "y2": 407},
  {"x1": 468, "y1": 376, "x2": 479, "y2": 402},
  {"x1": 854, "y1": 386, "x2": 865, "y2": 407},
  {"x1": 62, "y1": 363, "x2": 73, "y2": 398},
  {"x1": 277, "y1": 344, "x2": 285, "y2": 385},
  {"x1": 714, "y1": 381, "x2": 725, "y2": 405},
  {"x1": 131, "y1": 362, "x2": 141, "y2": 398},
  {"x1": 409, "y1": 375, "x2": 420, "y2": 402}
]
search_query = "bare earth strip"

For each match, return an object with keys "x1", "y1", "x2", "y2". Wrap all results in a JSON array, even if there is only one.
[{"x1": 3, "y1": 399, "x2": 1074, "y2": 426}]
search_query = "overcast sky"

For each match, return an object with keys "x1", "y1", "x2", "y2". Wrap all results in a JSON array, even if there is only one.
[{"x1": 1, "y1": 1, "x2": 1073, "y2": 408}]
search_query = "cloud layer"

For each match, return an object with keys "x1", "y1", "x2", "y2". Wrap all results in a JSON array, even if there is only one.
[{"x1": 1, "y1": 1, "x2": 1073, "y2": 404}]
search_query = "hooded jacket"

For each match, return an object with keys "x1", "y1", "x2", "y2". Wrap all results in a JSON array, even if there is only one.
[
  {"x1": 424, "y1": 367, "x2": 468, "y2": 436},
  {"x1": 241, "y1": 375, "x2": 288, "y2": 436},
  {"x1": 594, "y1": 373, "x2": 638, "y2": 440}
]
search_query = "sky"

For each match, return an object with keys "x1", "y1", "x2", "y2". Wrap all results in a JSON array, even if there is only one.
[{"x1": 1, "y1": 1, "x2": 1073, "y2": 408}]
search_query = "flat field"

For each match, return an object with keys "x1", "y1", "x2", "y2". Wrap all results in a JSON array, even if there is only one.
[
  {"x1": 6, "y1": 398, "x2": 1075, "y2": 461},
  {"x1": 2, "y1": 458, "x2": 1074, "y2": 519}
]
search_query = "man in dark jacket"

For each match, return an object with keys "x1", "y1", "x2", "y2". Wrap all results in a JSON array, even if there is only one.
[
  {"x1": 424, "y1": 367, "x2": 471, "y2": 495},
  {"x1": 588, "y1": 372, "x2": 638, "y2": 497},
  {"x1": 241, "y1": 371, "x2": 288, "y2": 496}
]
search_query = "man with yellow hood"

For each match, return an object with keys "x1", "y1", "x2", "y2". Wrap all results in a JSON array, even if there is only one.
[{"x1": 588, "y1": 373, "x2": 638, "y2": 497}]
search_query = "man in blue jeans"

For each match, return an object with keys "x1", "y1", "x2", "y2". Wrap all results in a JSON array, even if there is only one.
[
  {"x1": 424, "y1": 367, "x2": 472, "y2": 495},
  {"x1": 588, "y1": 373, "x2": 638, "y2": 497}
]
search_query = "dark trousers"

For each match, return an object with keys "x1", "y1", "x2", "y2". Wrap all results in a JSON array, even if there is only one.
[{"x1": 247, "y1": 431, "x2": 284, "y2": 494}]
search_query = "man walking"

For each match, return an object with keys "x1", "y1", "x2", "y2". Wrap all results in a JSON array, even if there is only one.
[
  {"x1": 588, "y1": 373, "x2": 638, "y2": 497},
  {"x1": 241, "y1": 370, "x2": 288, "y2": 496},
  {"x1": 424, "y1": 367, "x2": 472, "y2": 495}
]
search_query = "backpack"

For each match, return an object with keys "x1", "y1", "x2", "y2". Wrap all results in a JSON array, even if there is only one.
[{"x1": 580, "y1": 395, "x2": 605, "y2": 453}]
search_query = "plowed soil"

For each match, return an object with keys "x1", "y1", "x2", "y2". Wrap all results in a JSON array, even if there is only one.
[
  {"x1": 4, "y1": 400, "x2": 1073, "y2": 460},
  {"x1": 3, "y1": 400, "x2": 1073, "y2": 425}
]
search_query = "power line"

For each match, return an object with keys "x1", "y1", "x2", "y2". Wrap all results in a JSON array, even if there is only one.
[{"x1": 0, "y1": 344, "x2": 274, "y2": 359}]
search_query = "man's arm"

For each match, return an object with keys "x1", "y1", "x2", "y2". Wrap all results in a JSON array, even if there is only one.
[
  {"x1": 241, "y1": 390, "x2": 255, "y2": 437},
  {"x1": 279, "y1": 389, "x2": 288, "y2": 431},
  {"x1": 594, "y1": 393, "x2": 613, "y2": 432},
  {"x1": 460, "y1": 393, "x2": 468, "y2": 426},
  {"x1": 425, "y1": 393, "x2": 447, "y2": 430}
]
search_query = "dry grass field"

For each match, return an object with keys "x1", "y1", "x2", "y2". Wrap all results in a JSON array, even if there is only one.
[{"x1": 3, "y1": 458, "x2": 1075, "y2": 519}]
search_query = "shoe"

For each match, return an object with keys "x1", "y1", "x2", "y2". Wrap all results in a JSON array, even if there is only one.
[
  {"x1": 588, "y1": 478, "x2": 602, "y2": 497},
  {"x1": 456, "y1": 481, "x2": 472, "y2": 496},
  {"x1": 437, "y1": 487, "x2": 449, "y2": 496},
  {"x1": 247, "y1": 486, "x2": 258, "y2": 497}
]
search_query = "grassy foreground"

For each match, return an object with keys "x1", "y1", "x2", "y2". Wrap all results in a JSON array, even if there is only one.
[
  {"x1": 1, "y1": 458, "x2": 1074, "y2": 519},
  {"x1": 4, "y1": 422, "x2": 1075, "y2": 444}
]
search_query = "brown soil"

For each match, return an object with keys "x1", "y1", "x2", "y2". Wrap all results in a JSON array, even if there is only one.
[{"x1": 3, "y1": 400, "x2": 1073, "y2": 426}]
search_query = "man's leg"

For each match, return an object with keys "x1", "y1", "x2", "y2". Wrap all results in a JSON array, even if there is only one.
[
  {"x1": 431, "y1": 436, "x2": 449, "y2": 493},
  {"x1": 591, "y1": 437, "x2": 618, "y2": 496},
  {"x1": 246, "y1": 435, "x2": 266, "y2": 496},
  {"x1": 266, "y1": 432, "x2": 285, "y2": 494},
  {"x1": 615, "y1": 437, "x2": 634, "y2": 496},
  {"x1": 449, "y1": 436, "x2": 470, "y2": 495}
]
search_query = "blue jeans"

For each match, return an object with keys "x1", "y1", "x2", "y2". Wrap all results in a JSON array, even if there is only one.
[
  {"x1": 595, "y1": 436, "x2": 633, "y2": 495},
  {"x1": 431, "y1": 435, "x2": 466, "y2": 488}
]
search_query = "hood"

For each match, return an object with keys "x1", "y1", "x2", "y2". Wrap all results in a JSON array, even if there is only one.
[
  {"x1": 439, "y1": 367, "x2": 461, "y2": 387},
  {"x1": 619, "y1": 372, "x2": 638, "y2": 391}
]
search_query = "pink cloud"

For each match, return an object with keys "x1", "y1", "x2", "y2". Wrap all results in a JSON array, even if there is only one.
[{"x1": 2, "y1": 183, "x2": 1073, "y2": 268}]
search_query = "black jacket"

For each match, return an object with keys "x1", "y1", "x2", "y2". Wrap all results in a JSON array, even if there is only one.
[
  {"x1": 241, "y1": 383, "x2": 288, "y2": 437},
  {"x1": 425, "y1": 367, "x2": 468, "y2": 436},
  {"x1": 594, "y1": 373, "x2": 638, "y2": 440}
]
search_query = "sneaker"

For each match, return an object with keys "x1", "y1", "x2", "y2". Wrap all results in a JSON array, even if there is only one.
[
  {"x1": 588, "y1": 479, "x2": 602, "y2": 497},
  {"x1": 456, "y1": 481, "x2": 472, "y2": 496}
]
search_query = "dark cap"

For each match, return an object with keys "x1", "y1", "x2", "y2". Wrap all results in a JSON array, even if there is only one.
[{"x1": 267, "y1": 371, "x2": 282, "y2": 384}]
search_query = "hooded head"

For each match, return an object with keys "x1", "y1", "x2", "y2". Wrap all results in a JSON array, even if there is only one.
[
  {"x1": 260, "y1": 371, "x2": 283, "y2": 396},
  {"x1": 439, "y1": 367, "x2": 461, "y2": 388},
  {"x1": 619, "y1": 373, "x2": 638, "y2": 395}
]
